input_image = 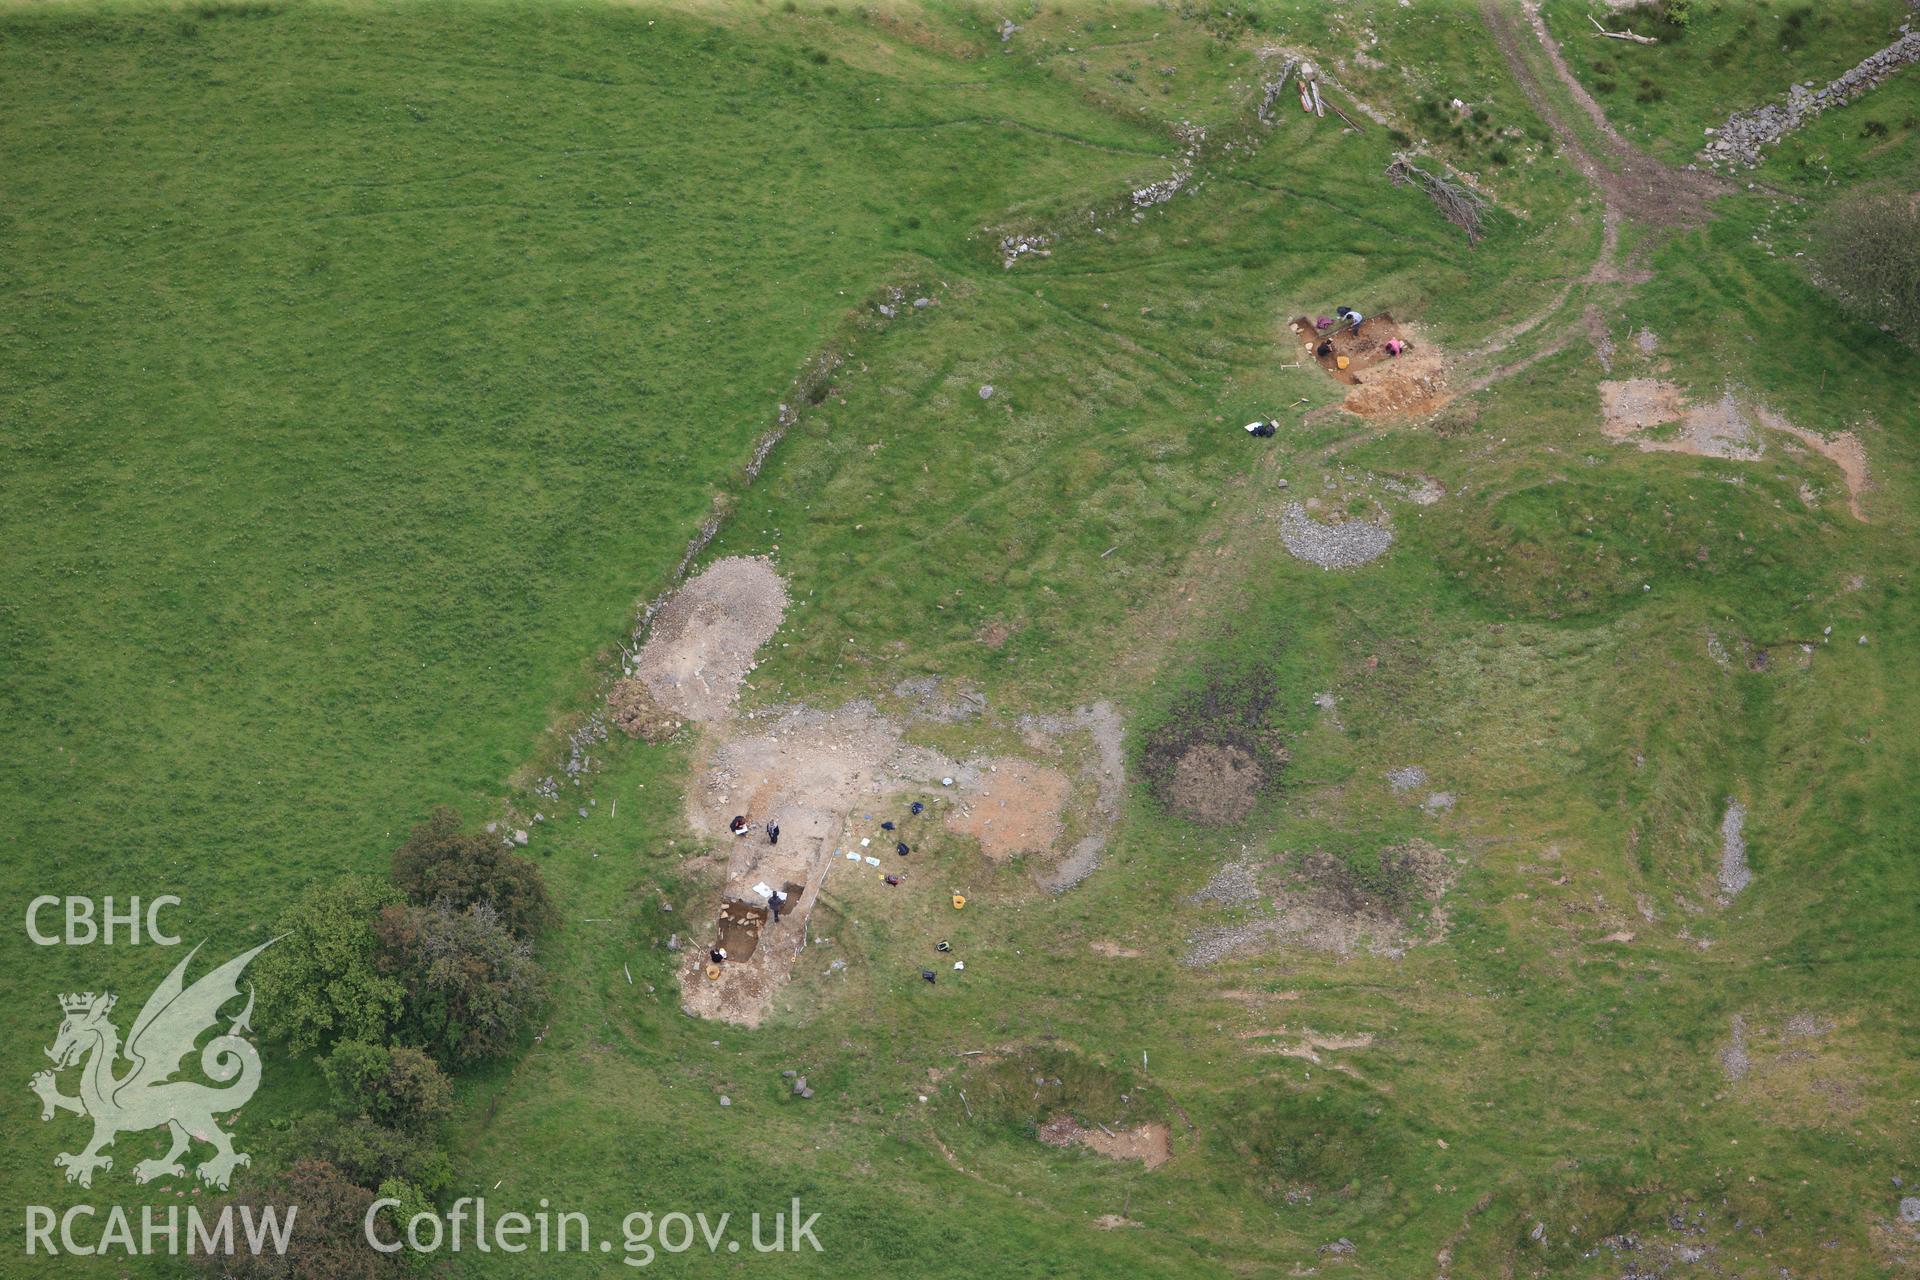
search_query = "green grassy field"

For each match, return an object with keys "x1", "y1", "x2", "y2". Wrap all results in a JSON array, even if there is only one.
[{"x1": 4, "y1": 1, "x2": 1917, "y2": 1277}]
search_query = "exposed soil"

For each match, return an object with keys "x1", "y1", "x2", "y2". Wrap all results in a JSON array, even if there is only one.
[
  {"x1": 1037, "y1": 1115, "x2": 1171, "y2": 1169},
  {"x1": 690, "y1": 701, "x2": 961, "y2": 848},
  {"x1": 1089, "y1": 940, "x2": 1142, "y2": 958},
  {"x1": 1237, "y1": 1028, "x2": 1375, "y2": 1063},
  {"x1": 1166, "y1": 743, "x2": 1263, "y2": 826},
  {"x1": 1142, "y1": 672, "x2": 1286, "y2": 827},
  {"x1": 1599, "y1": 381, "x2": 1761, "y2": 460},
  {"x1": 945, "y1": 757, "x2": 1071, "y2": 860},
  {"x1": 1093, "y1": 1215, "x2": 1142, "y2": 1230},
  {"x1": 1598, "y1": 384, "x2": 1871, "y2": 517},
  {"x1": 1598, "y1": 377, "x2": 1686, "y2": 433},
  {"x1": 1019, "y1": 702, "x2": 1128, "y2": 892},
  {"x1": 635, "y1": 556, "x2": 788, "y2": 722},
  {"x1": 1289, "y1": 314, "x2": 1450, "y2": 418},
  {"x1": 1756, "y1": 406, "x2": 1871, "y2": 521},
  {"x1": 715, "y1": 899, "x2": 769, "y2": 960},
  {"x1": 607, "y1": 677, "x2": 681, "y2": 743},
  {"x1": 682, "y1": 700, "x2": 1125, "y2": 1023}
]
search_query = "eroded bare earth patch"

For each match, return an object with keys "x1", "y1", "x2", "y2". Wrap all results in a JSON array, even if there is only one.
[
  {"x1": 635, "y1": 557, "x2": 788, "y2": 721},
  {"x1": 1037, "y1": 1115, "x2": 1172, "y2": 1169},
  {"x1": 945, "y1": 757, "x2": 1072, "y2": 860},
  {"x1": 1598, "y1": 383, "x2": 1871, "y2": 518},
  {"x1": 1185, "y1": 840, "x2": 1456, "y2": 966}
]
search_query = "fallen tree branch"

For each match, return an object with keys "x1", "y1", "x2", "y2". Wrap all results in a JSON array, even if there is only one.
[
  {"x1": 1587, "y1": 14, "x2": 1657, "y2": 44},
  {"x1": 1385, "y1": 152, "x2": 1491, "y2": 243}
]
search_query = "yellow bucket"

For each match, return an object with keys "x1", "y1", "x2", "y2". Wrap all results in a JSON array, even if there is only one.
[
  {"x1": 1336, "y1": 355, "x2": 1350, "y2": 370},
  {"x1": 951, "y1": 894, "x2": 967, "y2": 910}
]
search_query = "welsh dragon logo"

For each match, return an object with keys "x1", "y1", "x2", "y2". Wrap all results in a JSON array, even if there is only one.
[{"x1": 29, "y1": 940, "x2": 276, "y2": 1190}]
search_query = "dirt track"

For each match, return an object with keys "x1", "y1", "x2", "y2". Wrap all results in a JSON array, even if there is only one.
[{"x1": 1454, "y1": 0, "x2": 1732, "y2": 395}]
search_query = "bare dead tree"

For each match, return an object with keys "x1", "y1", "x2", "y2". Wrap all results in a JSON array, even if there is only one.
[{"x1": 1386, "y1": 152, "x2": 1491, "y2": 244}]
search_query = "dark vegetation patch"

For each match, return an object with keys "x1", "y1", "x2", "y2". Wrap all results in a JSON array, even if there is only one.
[
  {"x1": 1808, "y1": 187, "x2": 1920, "y2": 340},
  {"x1": 1142, "y1": 666, "x2": 1289, "y2": 825},
  {"x1": 1285, "y1": 843, "x2": 1449, "y2": 929},
  {"x1": 1223, "y1": 1077, "x2": 1410, "y2": 1208},
  {"x1": 957, "y1": 1044, "x2": 1162, "y2": 1139}
]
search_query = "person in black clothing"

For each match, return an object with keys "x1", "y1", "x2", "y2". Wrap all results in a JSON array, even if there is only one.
[
  {"x1": 710, "y1": 947, "x2": 727, "y2": 965},
  {"x1": 767, "y1": 890, "x2": 787, "y2": 925},
  {"x1": 729, "y1": 815, "x2": 750, "y2": 837},
  {"x1": 766, "y1": 822, "x2": 780, "y2": 846}
]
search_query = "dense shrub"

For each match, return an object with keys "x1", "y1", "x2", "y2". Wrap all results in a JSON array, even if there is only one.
[
  {"x1": 320, "y1": 1041, "x2": 452, "y2": 1132},
  {"x1": 196, "y1": 1158, "x2": 405, "y2": 1279},
  {"x1": 285, "y1": 1113, "x2": 454, "y2": 1201},
  {"x1": 254, "y1": 878, "x2": 406, "y2": 1056},
  {"x1": 390, "y1": 806, "x2": 553, "y2": 940},
  {"x1": 375, "y1": 902, "x2": 546, "y2": 1066},
  {"x1": 1809, "y1": 189, "x2": 1920, "y2": 338}
]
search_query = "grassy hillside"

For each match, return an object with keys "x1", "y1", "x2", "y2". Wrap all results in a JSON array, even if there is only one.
[
  {"x1": 0, "y1": 0, "x2": 1167, "y2": 1252},
  {"x1": 4, "y1": 1, "x2": 1917, "y2": 1278}
]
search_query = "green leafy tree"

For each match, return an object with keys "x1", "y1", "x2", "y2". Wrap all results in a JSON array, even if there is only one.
[
  {"x1": 375, "y1": 901, "x2": 546, "y2": 1067},
  {"x1": 255, "y1": 878, "x2": 406, "y2": 1057},
  {"x1": 372, "y1": 1179, "x2": 438, "y2": 1275},
  {"x1": 390, "y1": 806, "x2": 553, "y2": 940},
  {"x1": 320, "y1": 1041, "x2": 452, "y2": 1132}
]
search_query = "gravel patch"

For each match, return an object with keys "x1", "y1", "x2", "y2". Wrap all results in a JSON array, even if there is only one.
[
  {"x1": 1190, "y1": 856, "x2": 1262, "y2": 905},
  {"x1": 1279, "y1": 502, "x2": 1392, "y2": 569},
  {"x1": 1784, "y1": 1012, "x2": 1834, "y2": 1039},
  {"x1": 1717, "y1": 798, "x2": 1751, "y2": 901},
  {"x1": 1720, "y1": 1014, "x2": 1751, "y2": 1081},
  {"x1": 1900, "y1": 1197, "x2": 1920, "y2": 1225},
  {"x1": 1423, "y1": 791, "x2": 1455, "y2": 813},
  {"x1": 1183, "y1": 917, "x2": 1282, "y2": 968},
  {"x1": 1387, "y1": 765, "x2": 1427, "y2": 793}
]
